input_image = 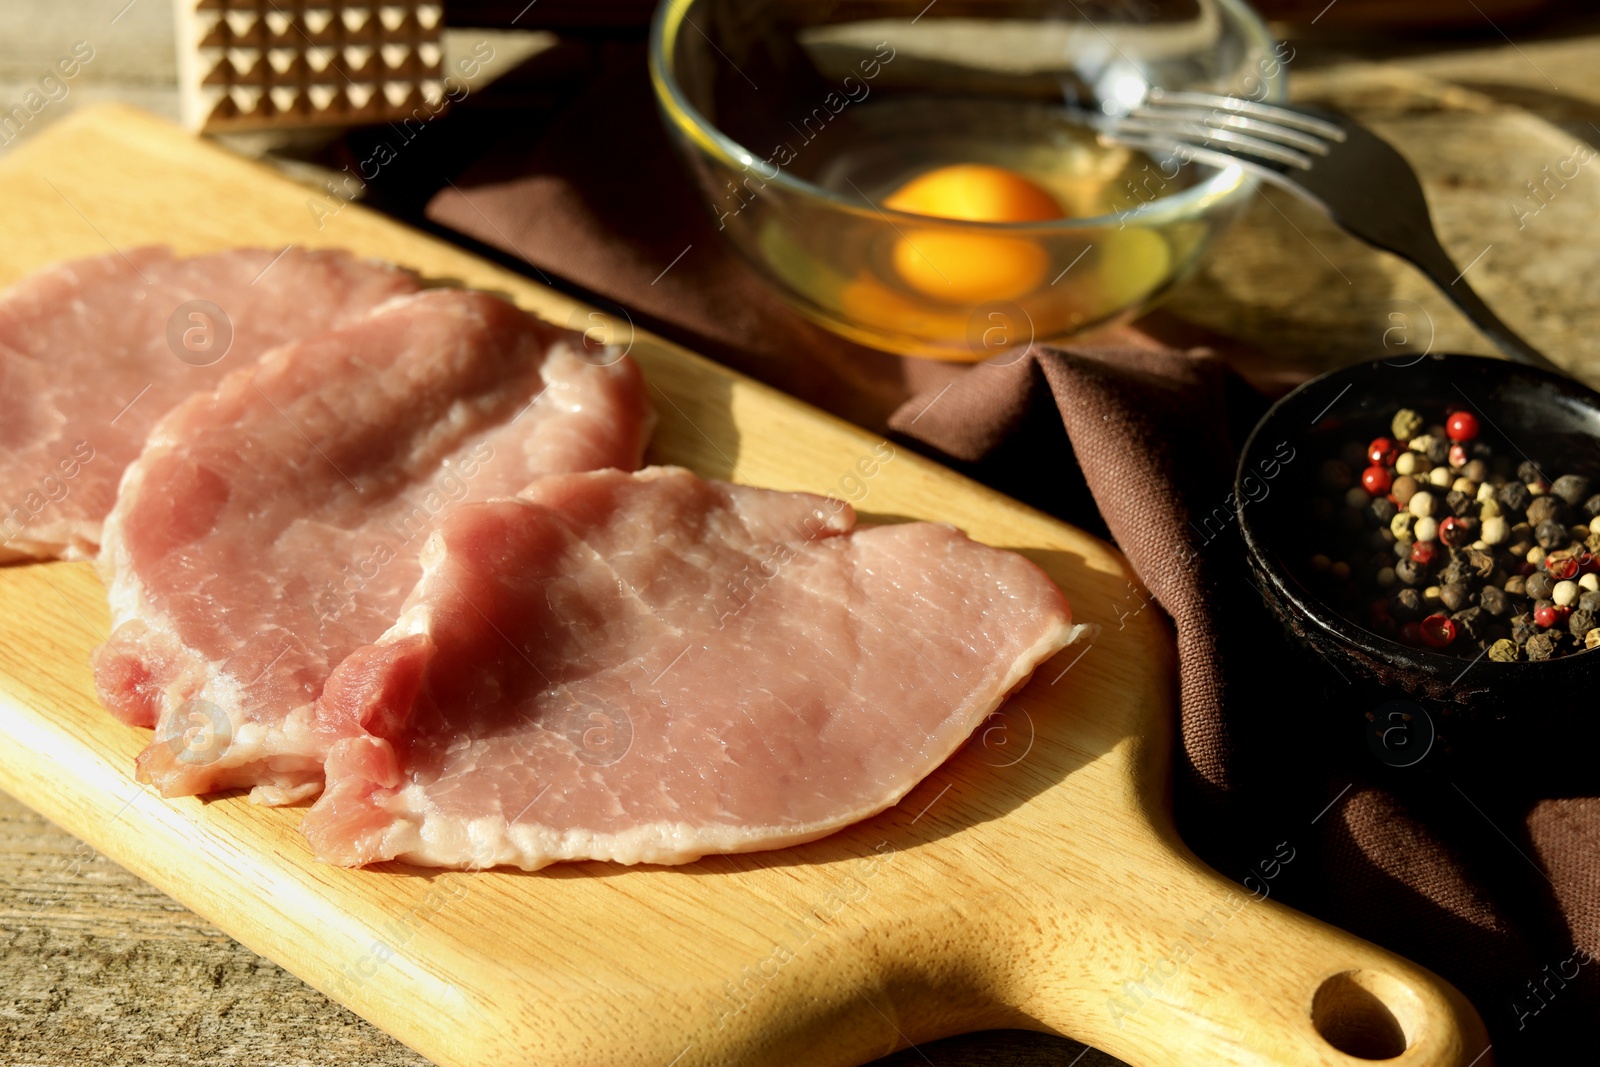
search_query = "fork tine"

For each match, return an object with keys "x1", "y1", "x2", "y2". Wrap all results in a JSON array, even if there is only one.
[
  {"x1": 1106, "y1": 117, "x2": 1316, "y2": 170},
  {"x1": 1106, "y1": 134, "x2": 1297, "y2": 181},
  {"x1": 1125, "y1": 106, "x2": 1331, "y2": 155},
  {"x1": 1145, "y1": 89, "x2": 1348, "y2": 142}
]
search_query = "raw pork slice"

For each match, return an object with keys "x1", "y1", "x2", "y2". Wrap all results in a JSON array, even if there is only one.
[
  {"x1": 303, "y1": 466, "x2": 1075, "y2": 870},
  {"x1": 93, "y1": 289, "x2": 653, "y2": 804},
  {"x1": 0, "y1": 247, "x2": 421, "y2": 562}
]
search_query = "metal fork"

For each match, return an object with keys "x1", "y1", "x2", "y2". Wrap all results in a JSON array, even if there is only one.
[{"x1": 1100, "y1": 89, "x2": 1560, "y2": 374}]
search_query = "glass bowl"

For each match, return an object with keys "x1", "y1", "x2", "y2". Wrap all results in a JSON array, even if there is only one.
[{"x1": 649, "y1": 0, "x2": 1286, "y2": 361}]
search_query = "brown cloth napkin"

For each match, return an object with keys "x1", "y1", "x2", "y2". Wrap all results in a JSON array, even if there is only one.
[{"x1": 425, "y1": 43, "x2": 1598, "y2": 1062}]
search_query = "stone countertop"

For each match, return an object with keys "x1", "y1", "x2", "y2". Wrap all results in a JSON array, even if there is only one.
[{"x1": 4, "y1": 5, "x2": 1600, "y2": 1066}]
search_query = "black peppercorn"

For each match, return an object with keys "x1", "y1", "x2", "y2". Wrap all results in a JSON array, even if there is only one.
[
  {"x1": 1452, "y1": 606, "x2": 1485, "y2": 641},
  {"x1": 1526, "y1": 496, "x2": 1565, "y2": 527},
  {"x1": 1552, "y1": 475, "x2": 1590, "y2": 507},
  {"x1": 1439, "y1": 581, "x2": 1471, "y2": 613},
  {"x1": 1580, "y1": 590, "x2": 1600, "y2": 614},
  {"x1": 1438, "y1": 556, "x2": 1470, "y2": 586},
  {"x1": 1499, "y1": 481, "x2": 1533, "y2": 514},
  {"x1": 1392, "y1": 587, "x2": 1423, "y2": 620},
  {"x1": 1527, "y1": 632, "x2": 1560, "y2": 660},
  {"x1": 1512, "y1": 613, "x2": 1541, "y2": 644},
  {"x1": 1313, "y1": 405, "x2": 1600, "y2": 661},
  {"x1": 1537, "y1": 520, "x2": 1570, "y2": 550}
]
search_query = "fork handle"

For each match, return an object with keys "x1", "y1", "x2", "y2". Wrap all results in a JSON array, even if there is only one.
[{"x1": 1399, "y1": 239, "x2": 1563, "y2": 374}]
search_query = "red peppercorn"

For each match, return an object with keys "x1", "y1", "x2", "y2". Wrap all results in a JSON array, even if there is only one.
[
  {"x1": 1371, "y1": 598, "x2": 1391, "y2": 621},
  {"x1": 1367, "y1": 437, "x2": 1397, "y2": 467},
  {"x1": 1362, "y1": 466, "x2": 1392, "y2": 495},
  {"x1": 1410, "y1": 541, "x2": 1438, "y2": 566},
  {"x1": 1448, "y1": 443, "x2": 1469, "y2": 469},
  {"x1": 1547, "y1": 556, "x2": 1580, "y2": 581},
  {"x1": 1520, "y1": 561, "x2": 1538, "y2": 576},
  {"x1": 1399, "y1": 621, "x2": 1423, "y2": 646},
  {"x1": 1581, "y1": 553, "x2": 1598, "y2": 575},
  {"x1": 1446, "y1": 411, "x2": 1479, "y2": 442},
  {"x1": 1420, "y1": 613, "x2": 1456, "y2": 648},
  {"x1": 1534, "y1": 604, "x2": 1569, "y2": 628}
]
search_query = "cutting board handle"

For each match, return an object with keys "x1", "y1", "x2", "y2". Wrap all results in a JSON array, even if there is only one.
[{"x1": 1022, "y1": 839, "x2": 1493, "y2": 1067}]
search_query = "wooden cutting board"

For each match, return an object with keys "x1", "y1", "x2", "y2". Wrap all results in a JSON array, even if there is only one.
[{"x1": 0, "y1": 105, "x2": 1490, "y2": 1067}]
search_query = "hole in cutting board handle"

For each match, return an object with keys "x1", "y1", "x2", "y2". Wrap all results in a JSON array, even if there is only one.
[{"x1": 1311, "y1": 970, "x2": 1422, "y2": 1059}]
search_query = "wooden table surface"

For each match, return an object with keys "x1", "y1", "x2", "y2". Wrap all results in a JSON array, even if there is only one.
[{"x1": 4, "y1": 4, "x2": 1600, "y2": 1065}]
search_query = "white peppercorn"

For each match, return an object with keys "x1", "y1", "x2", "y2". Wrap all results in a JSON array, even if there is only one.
[
  {"x1": 1409, "y1": 491, "x2": 1436, "y2": 518},
  {"x1": 1554, "y1": 580, "x2": 1580, "y2": 607},
  {"x1": 1414, "y1": 516, "x2": 1439, "y2": 543},
  {"x1": 1481, "y1": 516, "x2": 1509, "y2": 545},
  {"x1": 1428, "y1": 466, "x2": 1454, "y2": 488}
]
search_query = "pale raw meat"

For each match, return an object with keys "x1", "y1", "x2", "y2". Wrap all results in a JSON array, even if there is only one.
[
  {"x1": 0, "y1": 247, "x2": 422, "y2": 562},
  {"x1": 302, "y1": 466, "x2": 1075, "y2": 870},
  {"x1": 93, "y1": 289, "x2": 653, "y2": 804}
]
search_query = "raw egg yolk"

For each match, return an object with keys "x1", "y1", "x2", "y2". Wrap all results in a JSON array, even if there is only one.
[
  {"x1": 884, "y1": 164, "x2": 1064, "y2": 223},
  {"x1": 884, "y1": 164, "x2": 1063, "y2": 304}
]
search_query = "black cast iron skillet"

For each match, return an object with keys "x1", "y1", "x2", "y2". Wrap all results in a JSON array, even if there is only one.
[{"x1": 1236, "y1": 352, "x2": 1600, "y2": 758}]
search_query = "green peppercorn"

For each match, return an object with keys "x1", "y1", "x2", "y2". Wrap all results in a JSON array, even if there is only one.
[
  {"x1": 1392, "y1": 408, "x2": 1424, "y2": 440},
  {"x1": 1512, "y1": 613, "x2": 1541, "y2": 644},
  {"x1": 1488, "y1": 638, "x2": 1521, "y2": 662},
  {"x1": 1570, "y1": 609, "x2": 1597, "y2": 637},
  {"x1": 1505, "y1": 574, "x2": 1528, "y2": 596}
]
